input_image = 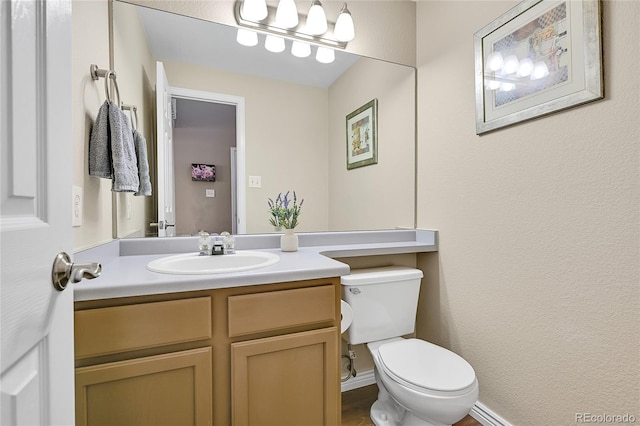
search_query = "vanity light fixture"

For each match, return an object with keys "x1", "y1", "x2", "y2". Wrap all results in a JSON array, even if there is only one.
[
  {"x1": 315, "y1": 46, "x2": 335, "y2": 63},
  {"x1": 234, "y1": 0, "x2": 355, "y2": 64},
  {"x1": 333, "y1": 3, "x2": 354, "y2": 42},
  {"x1": 305, "y1": 0, "x2": 328, "y2": 35},
  {"x1": 275, "y1": 0, "x2": 299, "y2": 28},
  {"x1": 291, "y1": 40, "x2": 311, "y2": 58},
  {"x1": 265, "y1": 34, "x2": 286, "y2": 53},
  {"x1": 241, "y1": 0, "x2": 268, "y2": 21},
  {"x1": 236, "y1": 28, "x2": 258, "y2": 46}
]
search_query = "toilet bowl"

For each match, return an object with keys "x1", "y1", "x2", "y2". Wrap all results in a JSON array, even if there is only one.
[
  {"x1": 341, "y1": 266, "x2": 479, "y2": 426},
  {"x1": 367, "y1": 338, "x2": 479, "y2": 426}
]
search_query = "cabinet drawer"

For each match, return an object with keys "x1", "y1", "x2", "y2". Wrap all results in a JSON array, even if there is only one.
[
  {"x1": 228, "y1": 285, "x2": 335, "y2": 337},
  {"x1": 75, "y1": 297, "x2": 211, "y2": 358}
]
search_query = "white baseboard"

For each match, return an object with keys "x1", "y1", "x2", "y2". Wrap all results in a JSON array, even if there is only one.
[
  {"x1": 470, "y1": 401, "x2": 512, "y2": 426},
  {"x1": 341, "y1": 368, "x2": 376, "y2": 392}
]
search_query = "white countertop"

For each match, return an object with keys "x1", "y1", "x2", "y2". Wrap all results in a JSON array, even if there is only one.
[{"x1": 73, "y1": 230, "x2": 437, "y2": 301}]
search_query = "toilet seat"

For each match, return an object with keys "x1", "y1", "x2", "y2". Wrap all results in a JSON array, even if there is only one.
[{"x1": 378, "y1": 338, "x2": 476, "y2": 393}]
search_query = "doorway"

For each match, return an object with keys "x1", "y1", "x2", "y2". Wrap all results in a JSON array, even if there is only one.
[{"x1": 162, "y1": 86, "x2": 246, "y2": 235}]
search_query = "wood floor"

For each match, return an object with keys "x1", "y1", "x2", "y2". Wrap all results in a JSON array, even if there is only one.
[{"x1": 342, "y1": 385, "x2": 481, "y2": 426}]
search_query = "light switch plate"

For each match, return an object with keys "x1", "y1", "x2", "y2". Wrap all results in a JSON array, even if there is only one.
[
  {"x1": 72, "y1": 186, "x2": 83, "y2": 227},
  {"x1": 206, "y1": 189, "x2": 215, "y2": 198},
  {"x1": 249, "y1": 176, "x2": 262, "y2": 188}
]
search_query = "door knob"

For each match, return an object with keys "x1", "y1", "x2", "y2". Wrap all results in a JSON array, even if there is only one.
[{"x1": 52, "y1": 252, "x2": 102, "y2": 291}]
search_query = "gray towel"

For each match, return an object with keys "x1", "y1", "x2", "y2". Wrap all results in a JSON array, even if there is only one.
[
  {"x1": 88, "y1": 101, "x2": 112, "y2": 178},
  {"x1": 108, "y1": 102, "x2": 139, "y2": 192},
  {"x1": 133, "y1": 129, "x2": 152, "y2": 196}
]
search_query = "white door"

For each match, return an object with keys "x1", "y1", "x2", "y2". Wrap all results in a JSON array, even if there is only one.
[
  {"x1": 155, "y1": 61, "x2": 175, "y2": 237},
  {"x1": 0, "y1": 0, "x2": 75, "y2": 424}
]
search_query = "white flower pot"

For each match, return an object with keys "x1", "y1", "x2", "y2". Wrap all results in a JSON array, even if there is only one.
[{"x1": 280, "y1": 229, "x2": 298, "y2": 252}]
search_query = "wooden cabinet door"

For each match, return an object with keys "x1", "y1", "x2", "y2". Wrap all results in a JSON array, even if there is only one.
[
  {"x1": 231, "y1": 327, "x2": 339, "y2": 426},
  {"x1": 75, "y1": 347, "x2": 212, "y2": 426}
]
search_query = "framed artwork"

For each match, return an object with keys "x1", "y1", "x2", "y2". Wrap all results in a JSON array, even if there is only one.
[
  {"x1": 191, "y1": 163, "x2": 216, "y2": 182},
  {"x1": 346, "y1": 99, "x2": 378, "y2": 170},
  {"x1": 474, "y1": 0, "x2": 603, "y2": 134}
]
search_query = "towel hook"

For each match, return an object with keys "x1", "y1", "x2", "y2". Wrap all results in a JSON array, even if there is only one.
[{"x1": 90, "y1": 64, "x2": 121, "y2": 107}]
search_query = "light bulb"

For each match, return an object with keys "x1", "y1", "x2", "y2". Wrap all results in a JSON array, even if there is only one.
[
  {"x1": 236, "y1": 28, "x2": 258, "y2": 47},
  {"x1": 291, "y1": 41, "x2": 311, "y2": 58},
  {"x1": 306, "y1": 0, "x2": 328, "y2": 35},
  {"x1": 265, "y1": 35, "x2": 285, "y2": 53},
  {"x1": 241, "y1": 0, "x2": 268, "y2": 21},
  {"x1": 334, "y1": 3, "x2": 355, "y2": 42},
  {"x1": 275, "y1": 0, "x2": 299, "y2": 29},
  {"x1": 315, "y1": 46, "x2": 335, "y2": 63},
  {"x1": 486, "y1": 51, "x2": 504, "y2": 72}
]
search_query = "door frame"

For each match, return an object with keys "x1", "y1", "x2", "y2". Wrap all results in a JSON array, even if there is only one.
[{"x1": 169, "y1": 86, "x2": 246, "y2": 234}]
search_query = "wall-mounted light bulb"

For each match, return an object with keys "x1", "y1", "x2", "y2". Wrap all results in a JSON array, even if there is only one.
[
  {"x1": 265, "y1": 35, "x2": 286, "y2": 53},
  {"x1": 315, "y1": 46, "x2": 335, "y2": 63},
  {"x1": 306, "y1": 0, "x2": 328, "y2": 35},
  {"x1": 236, "y1": 28, "x2": 258, "y2": 47},
  {"x1": 334, "y1": 3, "x2": 355, "y2": 42},
  {"x1": 291, "y1": 41, "x2": 311, "y2": 58},
  {"x1": 275, "y1": 0, "x2": 299, "y2": 29},
  {"x1": 241, "y1": 0, "x2": 268, "y2": 21}
]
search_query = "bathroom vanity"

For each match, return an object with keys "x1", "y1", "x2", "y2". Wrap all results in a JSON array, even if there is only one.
[
  {"x1": 74, "y1": 277, "x2": 340, "y2": 426},
  {"x1": 72, "y1": 230, "x2": 437, "y2": 426}
]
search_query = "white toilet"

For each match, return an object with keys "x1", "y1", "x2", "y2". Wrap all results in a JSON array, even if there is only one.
[{"x1": 341, "y1": 266, "x2": 479, "y2": 426}]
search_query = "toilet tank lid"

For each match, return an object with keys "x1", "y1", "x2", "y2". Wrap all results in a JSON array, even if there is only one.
[{"x1": 340, "y1": 266, "x2": 423, "y2": 285}]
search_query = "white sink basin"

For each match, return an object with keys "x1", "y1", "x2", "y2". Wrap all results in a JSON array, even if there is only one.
[{"x1": 147, "y1": 251, "x2": 280, "y2": 275}]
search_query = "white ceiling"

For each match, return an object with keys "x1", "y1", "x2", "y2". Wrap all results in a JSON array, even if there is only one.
[{"x1": 136, "y1": 5, "x2": 361, "y2": 88}]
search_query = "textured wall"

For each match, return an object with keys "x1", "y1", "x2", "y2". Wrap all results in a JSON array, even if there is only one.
[{"x1": 415, "y1": 1, "x2": 639, "y2": 424}]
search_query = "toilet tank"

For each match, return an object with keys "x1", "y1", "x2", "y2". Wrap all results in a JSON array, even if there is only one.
[{"x1": 341, "y1": 266, "x2": 423, "y2": 345}]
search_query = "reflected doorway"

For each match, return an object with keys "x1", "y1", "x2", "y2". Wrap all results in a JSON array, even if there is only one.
[{"x1": 157, "y1": 83, "x2": 246, "y2": 236}]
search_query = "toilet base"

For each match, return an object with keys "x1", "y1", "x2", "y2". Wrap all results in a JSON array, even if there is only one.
[{"x1": 369, "y1": 384, "x2": 450, "y2": 426}]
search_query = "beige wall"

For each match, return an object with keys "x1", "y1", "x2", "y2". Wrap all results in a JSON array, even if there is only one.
[
  {"x1": 72, "y1": 0, "x2": 114, "y2": 251},
  {"x1": 415, "y1": 1, "x2": 640, "y2": 424},
  {"x1": 328, "y1": 57, "x2": 415, "y2": 231}
]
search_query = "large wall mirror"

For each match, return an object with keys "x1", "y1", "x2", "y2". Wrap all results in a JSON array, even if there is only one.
[{"x1": 112, "y1": 0, "x2": 416, "y2": 238}]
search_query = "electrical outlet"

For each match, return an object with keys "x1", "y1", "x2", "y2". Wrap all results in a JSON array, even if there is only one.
[
  {"x1": 249, "y1": 176, "x2": 262, "y2": 188},
  {"x1": 72, "y1": 186, "x2": 83, "y2": 227},
  {"x1": 206, "y1": 189, "x2": 215, "y2": 198}
]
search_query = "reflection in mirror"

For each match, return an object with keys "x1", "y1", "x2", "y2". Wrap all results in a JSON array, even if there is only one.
[{"x1": 112, "y1": 1, "x2": 415, "y2": 238}]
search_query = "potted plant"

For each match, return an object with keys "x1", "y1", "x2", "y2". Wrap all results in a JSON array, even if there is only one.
[{"x1": 268, "y1": 191, "x2": 303, "y2": 252}]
